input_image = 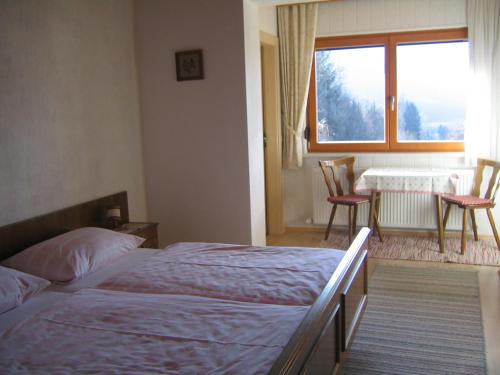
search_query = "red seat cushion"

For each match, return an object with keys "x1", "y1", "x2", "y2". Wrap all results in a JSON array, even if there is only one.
[
  {"x1": 327, "y1": 195, "x2": 370, "y2": 205},
  {"x1": 442, "y1": 194, "x2": 493, "y2": 207}
]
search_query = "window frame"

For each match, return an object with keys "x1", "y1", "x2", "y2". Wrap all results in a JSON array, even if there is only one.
[{"x1": 307, "y1": 28, "x2": 468, "y2": 153}]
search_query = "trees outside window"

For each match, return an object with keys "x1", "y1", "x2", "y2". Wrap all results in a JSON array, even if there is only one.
[
  {"x1": 308, "y1": 28, "x2": 468, "y2": 152},
  {"x1": 316, "y1": 50, "x2": 385, "y2": 143}
]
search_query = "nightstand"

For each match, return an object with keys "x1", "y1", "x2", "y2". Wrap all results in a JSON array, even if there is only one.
[{"x1": 115, "y1": 222, "x2": 159, "y2": 248}]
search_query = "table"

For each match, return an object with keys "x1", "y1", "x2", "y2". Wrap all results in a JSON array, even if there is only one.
[{"x1": 355, "y1": 168, "x2": 460, "y2": 253}]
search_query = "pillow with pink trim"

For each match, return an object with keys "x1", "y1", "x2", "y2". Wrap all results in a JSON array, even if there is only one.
[
  {"x1": 0, "y1": 266, "x2": 50, "y2": 314},
  {"x1": 2, "y1": 227, "x2": 144, "y2": 283}
]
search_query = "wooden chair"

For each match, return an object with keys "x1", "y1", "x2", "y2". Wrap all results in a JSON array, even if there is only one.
[
  {"x1": 442, "y1": 158, "x2": 500, "y2": 254},
  {"x1": 318, "y1": 157, "x2": 383, "y2": 244}
]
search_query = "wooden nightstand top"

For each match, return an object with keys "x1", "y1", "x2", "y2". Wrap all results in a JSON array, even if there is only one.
[
  {"x1": 114, "y1": 222, "x2": 158, "y2": 235},
  {"x1": 113, "y1": 222, "x2": 159, "y2": 248}
]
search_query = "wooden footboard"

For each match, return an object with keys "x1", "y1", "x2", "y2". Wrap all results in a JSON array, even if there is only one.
[{"x1": 269, "y1": 227, "x2": 370, "y2": 375}]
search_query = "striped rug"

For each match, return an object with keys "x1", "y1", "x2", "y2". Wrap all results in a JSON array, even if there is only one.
[
  {"x1": 340, "y1": 265, "x2": 487, "y2": 375},
  {"x1": 321, "y1": 233, "x2": 500, "y2": 266}
]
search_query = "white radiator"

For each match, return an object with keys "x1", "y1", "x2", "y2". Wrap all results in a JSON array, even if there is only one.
[{"x1": 312, "y1": 168, "x2": 475, "y2": 230}]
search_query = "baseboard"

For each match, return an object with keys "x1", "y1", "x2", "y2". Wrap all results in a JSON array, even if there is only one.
[
  {"x1": 284, "y1": 225, "x2": 494, "y2": 240},
  {"x1": 285, "y1": 225, "x2": 324, "y2": 233}
]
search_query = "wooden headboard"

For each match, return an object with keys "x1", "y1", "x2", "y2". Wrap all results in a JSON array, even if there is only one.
[{"x1": 0, "y1": 191, "x2": 129, "y2": 261}]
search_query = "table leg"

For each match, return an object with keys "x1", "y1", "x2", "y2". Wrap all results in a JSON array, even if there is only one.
[{"x1": 435, "y1": 195, "x2": 444, "y2": 253}]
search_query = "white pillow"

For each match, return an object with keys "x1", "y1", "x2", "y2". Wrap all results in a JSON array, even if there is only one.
[
  {"x1": 2, "y1": 227, "x2": 144, "y2": 282},
  {"x1": 0, "y1": 266, "x2": 50, "y2": 314}
]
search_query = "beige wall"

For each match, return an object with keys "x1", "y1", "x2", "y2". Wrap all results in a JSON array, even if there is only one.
[
  {"x1": 0, "y1": 0, "x2": 148, "y2": 226},
  {"x1": 135, "y1": 0, "x2": 266, "y2": 246}
]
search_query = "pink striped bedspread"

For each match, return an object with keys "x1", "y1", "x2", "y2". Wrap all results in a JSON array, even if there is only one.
[
  {"x1": 0, "y1": 289, "x2": 307, "y2": 374},
  {"x1": 98, "y1": 242, "x2": 345, "y2": 305}
]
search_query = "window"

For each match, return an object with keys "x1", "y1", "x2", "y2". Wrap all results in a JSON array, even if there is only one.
[{"x1": 307, "y1": 28, "x2": 468, "y2": 152}]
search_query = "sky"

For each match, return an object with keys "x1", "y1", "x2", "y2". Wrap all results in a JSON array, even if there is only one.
[{"x1": 320, "y1": 41, "x2": 469, "y2": 125}]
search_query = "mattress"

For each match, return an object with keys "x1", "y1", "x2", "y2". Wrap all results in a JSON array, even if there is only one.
[
  {"x1": 0, "y1": 288, "x2": 308, "y2": 374},
  {"x1": 97, "y1": 242, "x2": 345, "y2": 305}
]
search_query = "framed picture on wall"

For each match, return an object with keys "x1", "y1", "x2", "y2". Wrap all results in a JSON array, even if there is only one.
[{"x1": 175, "y1": 49, "x2": 204, "y2": 81}]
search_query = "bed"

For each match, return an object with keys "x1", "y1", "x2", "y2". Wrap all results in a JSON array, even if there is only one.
[
  {"x1": 1, "y1": 289, "x2": 311, "y2": 374},
  {"x1": 0, "y1": 191, "x2": 369, "y2": 374}
]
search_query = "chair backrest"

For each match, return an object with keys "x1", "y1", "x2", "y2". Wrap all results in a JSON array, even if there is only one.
[
  {"x1": 472, "y1": 158, "x2": 500, "y2": 200},
  {"x1": 318, "y1": 157, "x2": 356, "y2": 197}
]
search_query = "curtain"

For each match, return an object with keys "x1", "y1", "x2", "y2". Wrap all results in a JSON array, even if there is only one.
[
  {"x1": 465, "y1": 0, "x2": 500, "y2": 164},
  {"x1": 278, "y1": 3, "x2": 318, "y2": 169}
]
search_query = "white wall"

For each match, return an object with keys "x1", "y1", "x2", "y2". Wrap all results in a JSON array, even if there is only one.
[
  {"x1": 285, "y1": 153, "x2": 467, "y2": 226},
  {"x1": 135, "y1": 0, "x2": 266, "y2": 246},
  {"x1": 317, "y1": 0, "x2": 466, "y2": 36},
  {"x1": 259, "y1": 5, "x2": 278, "y2": 35},
  {"x1": 284, "y1": 0, "x2": 499, "y2": 235},
  {"x1": 244, "y1": 0, "x2": 267, "y2": 245},
  {"x1": 0, "y1": 0, "x2": 148, "y2": 226}
]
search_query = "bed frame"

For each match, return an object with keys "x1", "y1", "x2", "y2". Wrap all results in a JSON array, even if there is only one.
[
  {"x1": 270, "y1": 229, "x2": 368, "y2": 375},
  {"x1": 0, "y1": 191, "x2": 369, "y2": 375}
]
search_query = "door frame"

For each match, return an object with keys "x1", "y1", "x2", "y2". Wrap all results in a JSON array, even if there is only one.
[{"x1": 260, "y1": 31, "x2": 284, "y2": 235}]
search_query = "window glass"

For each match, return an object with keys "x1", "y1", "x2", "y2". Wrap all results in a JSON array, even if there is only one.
[
  {"x1": 315, "y1": 46, "x2": 385, "y2": 143},
  {"x1": 308, "y1": 28, "x2": 468, "y2": 152},
  {"x1": 396, "y1": 41, "x2": 468, "y2": 142}
]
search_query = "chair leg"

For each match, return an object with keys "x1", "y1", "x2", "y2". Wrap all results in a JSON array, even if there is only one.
[
  {"x1": 348, "y1": 206, "x2": 353, "y2": 245},
  {"x1": 367, "y1": 192, "x2": 383, "y2": 242},
  {"x1": 352, "y1": 205, "x2": 358, "y2": 237},
  {"x1": 325, "y1": 204, "x2": 337, "y2": 240},
  {"x1": 486, "y1": 208, "x2": 500, "y2": 251},
  {"x1": 375, "y1": 193, "x2": 383, "y2": 242},
  {"x1": 435, "y1": 195, "x2": 445, "y2": 253},
  {"x1": 443, "y1": 204, "x2": 451, "y2": 231},
  {"x1": 470, "y1": 209, "x2": 479, "y2": 241},
  {"x1": 461, "y1": 208, "x2": 467, "y2": 255},
  {"x1": 367, "y1": 191, "x2": 376, "y2": 228},
  {"x1": 373, "y1": 214, "x2": 383, "y2": 242}
]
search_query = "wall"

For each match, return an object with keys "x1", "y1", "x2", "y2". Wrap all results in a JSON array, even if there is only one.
[
  {"x1": 259, "y1": 5, "x2": 277, "y2": 35},
  {"x1": 135, "y1": 0, "x2": 266, "y2": 246},
  {"x1": 244, "y1": 0, "x2": 267, "y2": 245},
  {"x1": 0, "y1": 0, "x2": 148, "y2": 226},
  {"x1": 317, "y1": 0, "x2": 466, "y2": 36},
  {"x1": 284, "y1": 0, "x2": 500, "y2": 235},
  {"x1": 285, "y1": 153, "x2": 467, "y2": 226}
]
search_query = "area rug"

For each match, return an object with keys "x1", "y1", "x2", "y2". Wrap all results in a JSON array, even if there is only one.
[
  {"x1": 340, "y1": 265, "x2": 487, "y2": 375},
  {"x1": 321, "y1": 232, "x2": 500, "y2": 266}
]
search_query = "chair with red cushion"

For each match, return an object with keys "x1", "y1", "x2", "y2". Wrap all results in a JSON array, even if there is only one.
[
  {"x1": 442, "y1": 158, "x2": 500, "y2": 254},
  {"x1": 319, "y1": 157, "x2": 382, "y2": 244}
]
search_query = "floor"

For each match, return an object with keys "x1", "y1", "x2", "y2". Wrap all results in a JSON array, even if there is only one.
[{"x1": 267, "y1": 229, "x2": 500, "y2": 375}]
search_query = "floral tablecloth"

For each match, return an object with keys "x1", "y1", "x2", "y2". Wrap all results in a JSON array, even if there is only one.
[{"x1": 354, "y1": 168, "x2": 459, "y2": 195}]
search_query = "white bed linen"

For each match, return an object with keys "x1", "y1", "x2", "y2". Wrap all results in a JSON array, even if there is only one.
[
  {"x1": 0, "y1": 291, "x2": 68, "y2": 333},
  {"x1": 0, "y1": 288, "x2": 308, "y2": 374},
  {"x1": 47, "y1": 248, "x2": 160, "y2": 293},
  {"x1": 98, "y1": 242, "x2": 345, "y2": 305}
]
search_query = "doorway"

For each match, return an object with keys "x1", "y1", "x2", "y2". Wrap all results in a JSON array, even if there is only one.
[{"x1": 260, "y1": 31, "x2": 284, "y2": 235}]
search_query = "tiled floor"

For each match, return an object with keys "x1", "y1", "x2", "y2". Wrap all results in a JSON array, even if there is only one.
[{"x1": 267, "y1": 230, "x2": 500, "y2": 375}]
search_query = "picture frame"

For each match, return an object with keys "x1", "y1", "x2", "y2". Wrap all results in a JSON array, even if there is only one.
[{"x1": 175, "y1": 49, "x2": 204, "y2": 81}]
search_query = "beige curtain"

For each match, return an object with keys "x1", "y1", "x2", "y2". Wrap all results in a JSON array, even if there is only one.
[{"x1": 278, "y1": 3, "x2": 318, "y2": 169}]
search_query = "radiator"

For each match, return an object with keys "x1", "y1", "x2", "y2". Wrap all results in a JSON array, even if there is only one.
[{"x1": 312, "y1": 168, "x2": 475, "y2": 230}]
